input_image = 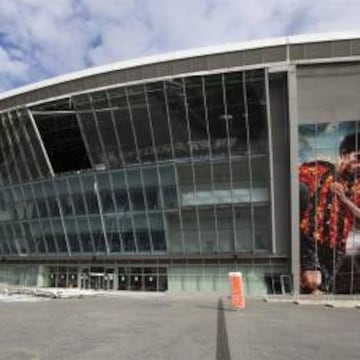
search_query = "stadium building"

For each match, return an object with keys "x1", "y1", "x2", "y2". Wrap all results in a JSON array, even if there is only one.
[{"x1": 1, "y1": 33, "x2": 360, "y2": 295}]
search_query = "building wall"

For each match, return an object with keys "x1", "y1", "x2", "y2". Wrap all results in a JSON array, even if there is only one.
[{"x1": 297, "y1": 63, "x2": 360, "y2": 293}]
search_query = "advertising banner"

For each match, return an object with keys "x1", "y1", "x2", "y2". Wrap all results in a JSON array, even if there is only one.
[{"x1": 299, "y1": 121, "x2": 360, "y2": 293}]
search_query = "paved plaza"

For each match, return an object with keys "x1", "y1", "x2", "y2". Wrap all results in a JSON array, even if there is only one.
[{"x1": 0, "y1": 294, "x2": 359, "y2": 360}]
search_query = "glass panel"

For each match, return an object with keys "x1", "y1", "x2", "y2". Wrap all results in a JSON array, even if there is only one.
[
  {"x1": 160, "y1": 165, "x2": 178, "y2": 209},
  {"x1": 184, "y1": 77, "x2": 209, "y2": 158},
  {"x1": 165, "y1": 80, "x2": 190, "y2": 159},
  {"x1": 110, "y1": 88, "x2": 139, "y2": 165},
  {"x1": 77, "y1": 111, "x2": 105, "y2": 168},
  {"x1": 41, "y1": 219, "x2": 57, "y2": 254},
  {"x1": 246, "y1": 70, "x2": 268, "y2": 155},
  {"x1": 105, "y1": 216, "x2": 122, "y2": 253},
  {"x1": 54, "y1": 179, "x2": 73, "y2": 216},
  {"x1": 29, "y1": 221, "x2": 47, "y2": 254},
  {"x1": 216, "y1": 206, "x2": 234, "y2": 252},
  {"x1": 52, "y1": 219, "x2": 68, "y2": 253},
  {"x1": 23, "y1": 221, "x2": 36, "y2": 253},
  {"x1": 95, "y1": 110, "x2": 122, "y2": 168},
  {"x1": 21, "y1": 109, "x2": 51, "y2": 179},
  {"x1": 33, "y1": 183, "x2": 49, "y2": 218},
  {"x1": 234, "y1": 206, "x2": 253, "y2": 250},
  {"x1": 146, "y1": 82, "x2": 172, "y2": 161},
  {"x1": 182, "y1": 209, "x2": 200, "y2": 253},
  {"x1": 118, "y1": 216, "x2": 136, "y2": 252},
  {"x1": 77, "y1": 217, "x2": 94, "y2": 253},
  {"x1": 12, "y1": 186, "x2": 25, "y2": 220},
  {"x1": 111, "y1": 170, "x2": 129, "y2": 212},
  {"x1": 204, "y1": 74, "x2": 227, "y2": 158},
  {"x1": 251, "y1": 157, "x2": 270, "y2": 203},
  {"x1": 198, "y1": 208, "x2": 217, "y2": 253},
  {"x1": 0, "y1": 189, "x2": 15, "y2": 221},
  {"x1": 88, "y1": 216, "x2": 107, "y2": 253},
  {"x1": 42, "y1": 180, "x2": 60, "y2": 217},
  {"x1": 13, "y1": 222, "x2": 28, "y2": 254},
  {"x1": 22, "y1": 185, "x2": 37, "y2": 219},
  {"x1": 165, "y1": 212, "x2": 183, "y2": 253},
  {"x1": 96, "y1": 173, "x2": 115, "y2": 213},
  {"x1": 65, "y1": 218, "x2": 81, "y2": 253},
  {"x1": 7, "y1": 112, "x2": 29, "y2": 182},
  {"x1": 224, "y1": 72, "x2": 247, "y2": 155},
  {"x1": 127, "y1": 86, "x2": 155, "y2": 163},
  {"x1": 254, "y1": 205, "x2": 271, "y2": 250},
  {"x1": 16, "y1": 111, "x2": 39, "y2": 180},
  {"x1": 81, "y1": 175, "x2": 99, "y2": 214},
  {"x1": 68, "y1": 176, "x2": 86, "y2": 215}
]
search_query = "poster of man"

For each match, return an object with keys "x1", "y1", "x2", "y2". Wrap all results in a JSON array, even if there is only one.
[{"x1": 299, "y1": 121, "x2": 360, "y2": 294}]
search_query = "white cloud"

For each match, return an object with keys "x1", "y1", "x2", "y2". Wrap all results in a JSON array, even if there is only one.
[{"x1": 0, "y1": 0, "x2": 359, "y2": 91}]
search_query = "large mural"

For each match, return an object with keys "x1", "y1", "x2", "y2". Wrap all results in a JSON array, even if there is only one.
[{"x1": 299, "y1": 121, "x2": 360, "y2": 294}]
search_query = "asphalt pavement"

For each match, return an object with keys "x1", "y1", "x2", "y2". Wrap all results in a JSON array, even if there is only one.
[{"x1": 0, "y1": 294, "x2": 359, "y2": 360}]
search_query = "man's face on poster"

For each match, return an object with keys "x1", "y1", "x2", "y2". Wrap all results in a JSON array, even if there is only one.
[{"x1": 338, "y1": 150, "x2": 360, "y2": 175}]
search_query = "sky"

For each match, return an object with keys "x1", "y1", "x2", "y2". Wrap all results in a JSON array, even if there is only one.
[{"x1": 0, "y1": 0, "x2": 360, "y2": 93}]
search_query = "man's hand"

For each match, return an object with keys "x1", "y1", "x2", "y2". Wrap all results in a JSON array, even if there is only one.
[
  {"x1": 332, "y1": 182, "x2": 347, "y2": 201},
  {"x1": 301, "y1": 270, "x2": 322, "y2": 293}
]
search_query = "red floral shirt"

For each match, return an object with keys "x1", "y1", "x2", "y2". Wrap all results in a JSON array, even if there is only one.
[{"x1": 299, "y1": 161, "x2": 360, "y2": 250}]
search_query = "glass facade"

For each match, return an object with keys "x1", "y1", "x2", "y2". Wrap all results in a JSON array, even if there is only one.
[{"x1": 0, "y1": 68, "x2": 288, "y2": 295}]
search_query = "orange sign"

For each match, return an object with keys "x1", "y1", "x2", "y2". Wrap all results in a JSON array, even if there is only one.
[{"x1": 229, "y1": 272, "x2": 245, "y2": 310}]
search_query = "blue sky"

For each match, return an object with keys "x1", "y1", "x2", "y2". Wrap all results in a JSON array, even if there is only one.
[{"x1": 0, "y1": 0, "x2": 360, "y2": 92}]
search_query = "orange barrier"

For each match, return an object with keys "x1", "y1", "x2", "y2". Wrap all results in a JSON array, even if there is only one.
[{"x1": 229, "y1": 272, "x2": 245, "y2": 310}]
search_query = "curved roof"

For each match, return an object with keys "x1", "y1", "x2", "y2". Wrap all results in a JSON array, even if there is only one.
[{"x1": 1, "y1": 31, "x2": 360, "y2": 107}]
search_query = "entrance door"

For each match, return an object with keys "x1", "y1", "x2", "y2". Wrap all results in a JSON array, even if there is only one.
[
  {"x1": 104, "y1": 269, "x2": 115, "y2": 290},
  {"x1": 90, "y1": 274, "x2": 105, "y2": 290},
  {"x1": 118, "y1": 267, "x2": 129, "y2": 290},
  {"x1": 144, "y1": 267, "x2": 157, "y2": 291},
  {"x1": 130, "y1": 268, "x2": 143, "y2": 291}
]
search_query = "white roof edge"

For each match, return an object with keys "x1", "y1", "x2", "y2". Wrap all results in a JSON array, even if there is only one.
[{"x1": 1, "y1": 31, "x2": 360, "y2": 101}]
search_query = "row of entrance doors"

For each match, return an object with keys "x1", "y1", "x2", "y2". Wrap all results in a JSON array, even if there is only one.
[
  {"x1": 80, "y1": 267, "x2": 168, "y2": 291},
  {"x1": 48, "y1": 266, "x2": 168, "y2": 291}
]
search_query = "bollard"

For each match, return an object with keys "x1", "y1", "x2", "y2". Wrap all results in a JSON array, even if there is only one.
[{"x1": 229, "y1": 272, "x2": 245, "y2": 310}]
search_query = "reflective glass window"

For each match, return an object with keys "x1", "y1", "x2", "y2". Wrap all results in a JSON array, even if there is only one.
[
  {"x1": 77, "y1": 217, "x2": 94, "y2": 253},
  {"x1": 111, "y1": 170, "x2": 129, "y2": 212},
  {"x1": 81, "y1": 175, "x2": 100, "y2": 214},
  {"x1": 110, "y1": 88, "x2": 139, "y2": 165},
  {"x1": 22, "y1": 221, "x2": 36, "y2": 253},
  {"x1": 88, "y1": 216, "x2": 107, "y2": 253},
  {"x1": 77, "y1": 111, "x2": 105, "y2": 168},
  {"x1": 52, "y1": 219, "x2": 68, "y2": 253},
  {"x1": 165, "y1": 80, "x2": 190, "y2": 159},
  {"x1": 65, "y1": 218, "x2": 81, "y2": 253},
  {"x1": 198, "y1": 209, "x2": 217, "y2": 253},
  {"x1": 254, "y1": 205, "x2": 272, "y2": 250},
  {"x1": 224, "y1": 72, "x2": 247, "y2": 155},
  {"x1": 146, "y1": 82, "x2": 172, "y2": 161},
  {"x1": 42, "y1": 180, "x2": 60, "y2": 217},
  {"x1": 96, "y1": 173, "x2": 115, "y2": 213},
  {"x1": 204, "y1": 75, "x2": 227, "y2": 157},
  {"x1": 184, "y1": 77, "x2": 209, "y2": 158},
  {"x1": 13, "y1": 222, "x2": 28, "y2": 254},
  {"x1": 67, "y1": 176, "x2": 86, "y2": 215},
  {"x1": 95, "y1": 109, "x2": 122, "y2": 168},
  {"x1": 181, "y1": 209, "x2": 201, "y2": 253},
  {"x1": 245, "y1": 70, "x2": 268, "y2": 155},
  {"x1": 216, "y1": 206, "x2": 234, "y2": 252},
  {"x1": 234, "y1": 206, "x2": 253, "y2": 250},
  {"x1": 54, "y1": 179, "x2": 74, "y2": 216},
  {"x1": 41, "y1": 219, "x2": 57, "y2": 253},
  {"x1": 127, "y1": 86, "x2": 155, "y2": 163}
]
